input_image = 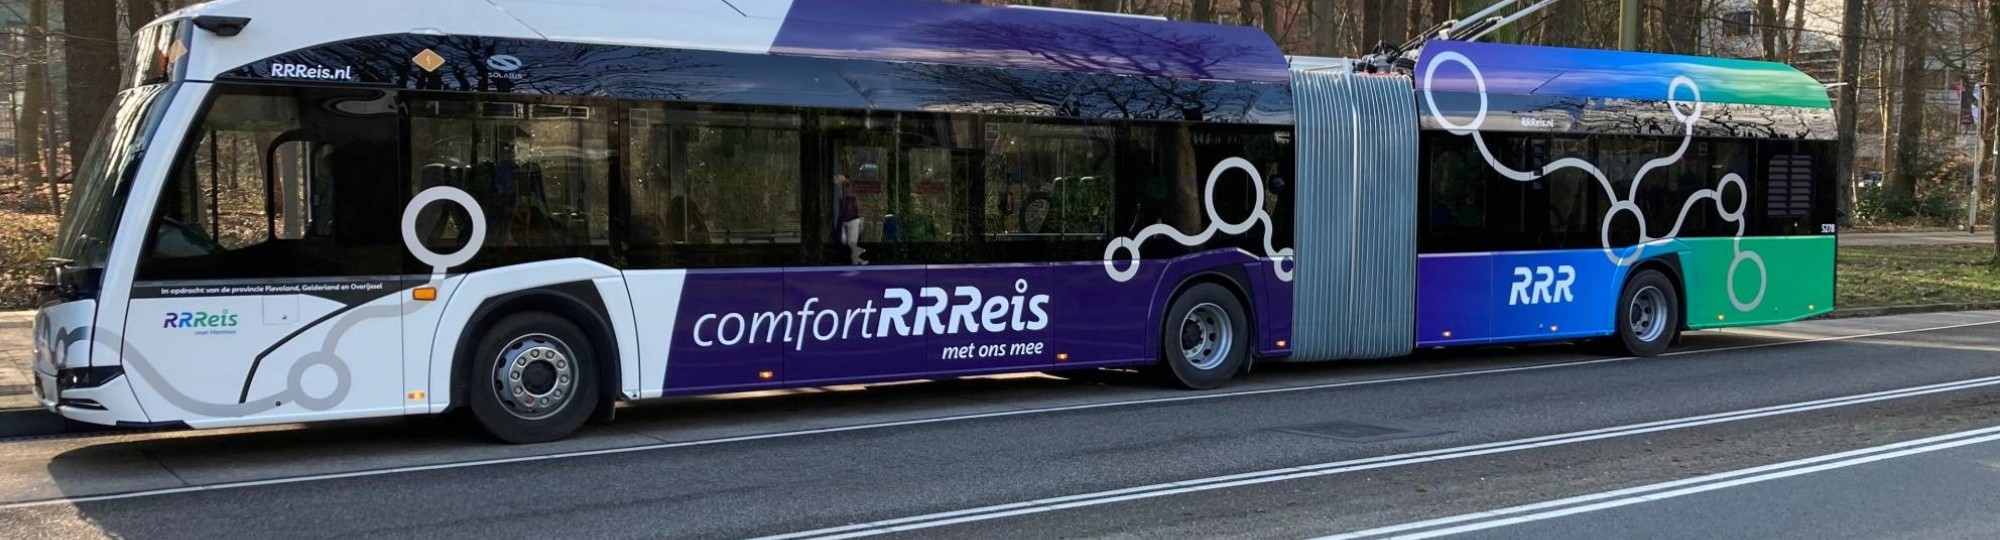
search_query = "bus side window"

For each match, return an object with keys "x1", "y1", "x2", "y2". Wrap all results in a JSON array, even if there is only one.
[{"x1": 138, "y1": 87, "x2": 400, "y2": 281}]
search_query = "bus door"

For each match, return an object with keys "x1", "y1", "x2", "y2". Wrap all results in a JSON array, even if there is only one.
[
  {"x1": 1414, "y1": 134, "x2": 1494, "y2": 345},
  {"x1": 781, "y1": 111, "x2": 932, "y2": 384},
  {"x1": 124, "y1": 85, "x2": 408, "y2": 423}
]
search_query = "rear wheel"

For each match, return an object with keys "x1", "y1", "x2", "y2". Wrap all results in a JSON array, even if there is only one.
[
  {"x1": 1156, "y1": 283, "x2": 1250, "y2": 390},
  {"x1": 468, "y1": 312, "x2": 600, "y2": 444},
  {"x1": 1609, "y1": 269, "x2": 1682, "y2": 357}
]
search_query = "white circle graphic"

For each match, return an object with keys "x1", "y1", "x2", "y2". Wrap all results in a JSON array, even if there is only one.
[
  {"x1": 1421, "y1": 51, "x2": 1488, "y2": 136},
  {"x1": 1207, "y1": 157, "x2": 1266, "y2": 235},
  {"x1": 401, "y1": 186, "x2": 487, "y2": 274},
  {"x1": 1728, "y1": 248, "x2": 1768, "y2": 312}
]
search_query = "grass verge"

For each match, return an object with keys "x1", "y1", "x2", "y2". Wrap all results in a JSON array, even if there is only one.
[{"x1": 1839, "y1": 244, "x2": 2000, "y2": 310}]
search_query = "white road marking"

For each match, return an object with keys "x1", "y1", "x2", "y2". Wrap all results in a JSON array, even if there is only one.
[
  {"x1": 751, "y1": 371, "x2": 2000, "y2": 540},
  {"x1": 1319, "y1": 425, "x2": 2000, "y2": 539},
  {"x1": 1, "y1": 317, "x2": 1994, "y2": 511}
]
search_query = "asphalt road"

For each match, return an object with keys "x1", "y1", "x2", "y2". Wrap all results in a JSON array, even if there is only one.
[{"x1": 0, "y1": 311, "x2": 1997, "y2": 540}]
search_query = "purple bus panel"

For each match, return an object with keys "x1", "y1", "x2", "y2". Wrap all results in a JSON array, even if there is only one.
[
  {"x1": 781, "y1": 265, "x2": 931, "y2": 384},
  {"x1": 770, "y1": 0, "x2": 1293, "y2": 84},
  {"x1": 662, "y1": 268, "x2": 788, "y2": 391},
  {"x1": 660, "y1": 249, "x2": 1286, "y2": 393},
  {"x1": 1245, "y1": 258, "x2": 1295, "y2": 357}
]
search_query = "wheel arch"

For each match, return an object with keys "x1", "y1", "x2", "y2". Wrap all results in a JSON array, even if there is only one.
[
  {"x1": 1161, "y1": 268, "x2": 1259, "y2": 374},
  {"x1": 448, "y1": 282, "x2": 621, "y2": 415},
  {"x1": 1630, "y1": 254, "x2": 1688, "y2": 331}
]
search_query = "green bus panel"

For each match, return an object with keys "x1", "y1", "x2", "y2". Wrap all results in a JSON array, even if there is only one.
[{"x1": 1680, "y1": 236, "x2": 1835, "y2": 330}]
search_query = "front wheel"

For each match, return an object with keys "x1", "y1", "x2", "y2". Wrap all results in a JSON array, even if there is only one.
[
  {"x1": 1156, "y1": 283, "x2": 1250, "y2": 390},
  {"x1": 1610, "y1": 269, "x2": 1682, "y2": 357},
  {"x1": 468, "y1": 312, "x2": 600, "y2": 444}
]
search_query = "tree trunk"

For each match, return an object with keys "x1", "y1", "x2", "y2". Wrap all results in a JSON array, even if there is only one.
[
  {"x1": 41, "y1": 72, "x2": 59, "y2": 217},
  {"x1": 1262, "y1": 0, "x2": 1279, "y2": 40},
  {"x1": 1787, "y1": 0, "x2": 1806, "y2": 60},
  {"x1": 1191, "y1": 0, "x2": 1214, "y2": 22},
  {"x1": 1655, "y1": 0, "x2": 1702, "y2": 54},
  {"x1": 1357, "y1": 0, "x2": 1383, "y2": 53},
  {"x1": 1311, "y1": 0, "x2": 1340, "y2": 56},
  {"x1": 1989, "y1": 0, "x2": 2000, "y2": 255},
  {"x1": 1784, "y1": 0, "x2": 1800, "y2": 59},
  {"x1": 1239, "y1": 0, "x2": 1257, "y2": 26},
  {"x1": 129, "y1": 0, "x2": 160, "y2": 31},
  {"x1": 1757, "y1": 0, "x2": 1779, "y2": 60},
  {"x1": 1078, "y1": 0, "x2": 1117, "y2": 12},
  {"x1": 1550, "y1": 0, "x2": 1586, "y2": 46},
  {"x1": 1881, "y1": 4, "x2": 1898, "y2": 188},
  {"x1": 20, "y1": 0, "x2": 48, "y2": 213},
  {"x1": 64, "y1": 0, "x2": 121, "y2": 168},
  {"x1": 1890, "y1": 0, "x2": 1930, "y2": 201},
  {"x1": 1835, "y1": 0, "x2": 1863, "y2": 226},
  {"x1": 1407, "y1": 0, "x2": 1427, "y2": 37},
  {"x1": 1382, "y1": 0, "x2": 1407, "y2": 47},
  {"x1": 1431, "y1": 0, "x2": 1452, "y2": 25},
  {"x1": 11, "y1": 67, "x2": 25, "y2": 190}
]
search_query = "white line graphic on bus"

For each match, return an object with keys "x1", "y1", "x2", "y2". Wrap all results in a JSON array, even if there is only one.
[
  {"x1": 1102, "y1": 157, "x2": 1295, "y2": 283},
  {"x1": 96, "y1": 187, "x2": 487, "y2": 418},
  {"x1": 1420, "y1": 51, "x2": 1766, "y2": 311}
]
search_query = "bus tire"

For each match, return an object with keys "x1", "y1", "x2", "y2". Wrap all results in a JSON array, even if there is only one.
[
  {"x1": 1610, "y1": 269, "x2": 1681, "y2": 358},
  {"x1": 1156, "y1": 282, "x2": 1250, "y2": 390},
  {"x1": 467, "y1": 311, "x2": 600, "y2": 444}
]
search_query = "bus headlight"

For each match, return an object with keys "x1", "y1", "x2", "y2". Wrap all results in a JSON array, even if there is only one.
[{"x1": 57, "y1": 367, "x2": 123, "y2": 391}]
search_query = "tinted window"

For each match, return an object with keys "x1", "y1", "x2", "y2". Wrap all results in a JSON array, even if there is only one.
[
  {"x1": 139, "y1": 86, "x2": 402, "y2": 280},
  {"x1": 984, "y1": 120, "x2": 1115, "y2": 241},
  {"x1": 409, "y1": 97, "x2": 611, "y2": 255},
  {"x1": 627, "y1": 105, "x2": 804, "y2": 268}
]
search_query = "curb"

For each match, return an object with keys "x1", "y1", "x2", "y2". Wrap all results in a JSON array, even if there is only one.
[
  {"x1": 0, "y1": 408, "x2": 122, "y2": 440},
  {"x1": 1821, "y1": 302, "x2": 2000, "y2": 320}
]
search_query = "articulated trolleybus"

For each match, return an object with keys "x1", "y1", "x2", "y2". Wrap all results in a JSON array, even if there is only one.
[{"x1": 33, "y1": 0, "x2": 1836, "y2": 442}]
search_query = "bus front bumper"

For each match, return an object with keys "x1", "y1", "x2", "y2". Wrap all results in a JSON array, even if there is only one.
[{"x1": 33, "y1": 367, "x2": 149, "y2": 427}]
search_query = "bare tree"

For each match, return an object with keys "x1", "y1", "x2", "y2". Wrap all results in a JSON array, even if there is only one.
[
  {"x1": 20, "y1": 0, "x2": 49, "y2": 212},
  {"x1": 64, "y1": 0, "x2": 121, "y2": 166},
  {"x1": 1311, "y1": 0, "x2": 1339, "y2": 55},
  {"x1": 1757, "y1": 0, "x2": 1779, "y2": 59},
  {"x1": 1836, "y1": 0, "x2": 1862, "y2": 226},
  {"x1": 1990, "y1": 0, "x2": 2000, "y2": 253},
  {"x1": 129, "y1": 0, "x2": 159, "y2": 31},
  {"x1": 1890, "y1": 0, "x2": 1931, "y2": 201}
]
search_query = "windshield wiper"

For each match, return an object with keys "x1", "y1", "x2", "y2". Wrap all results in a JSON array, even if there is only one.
[{"x1": 42, "y1": 257, "x2": 74, "y2": 268}]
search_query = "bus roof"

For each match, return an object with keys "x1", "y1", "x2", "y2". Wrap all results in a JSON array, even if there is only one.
[
  {"x1": 170, "y1": 0, "x2": 1291, "y2": 84},
  {"x1": 1417, "y1": 40, "x2": 1833, "y2": 109}
]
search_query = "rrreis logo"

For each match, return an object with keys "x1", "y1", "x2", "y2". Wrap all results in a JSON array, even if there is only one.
[
  {"x1": 163, "y1": 310, "x2": 241, "y2": 336},
  {"x1": 1520, "y1": 116, "x2": 1560, "y2": 129},
  {"x1": 269, "y1": 62, "x2": 353, "y2": 81},
  {"x1": 691, "y1": 280, "x2": 1051, "y2": 351},
  {"x1": 1509, "y1": 265, "x2": 1577, "y2": 306}
]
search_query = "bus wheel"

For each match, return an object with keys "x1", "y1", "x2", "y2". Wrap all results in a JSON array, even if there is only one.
[
  {"x1": 1157, "y1": 283, "x2": 1250, "y2": 390},
  {"x1": 468, "y1": 312, "x2": 600, "y2": 444},
  {"x1": 1611, "y1": 269, "x2": 1682, "y2": 358}
]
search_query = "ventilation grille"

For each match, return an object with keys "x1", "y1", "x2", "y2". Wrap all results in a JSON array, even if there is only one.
[{"x1": 1766, "y1": 154, "x2": 1813, "y2": 219}]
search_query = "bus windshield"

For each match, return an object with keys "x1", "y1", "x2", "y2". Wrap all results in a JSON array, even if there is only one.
[{"x1": 52, "y1": 84, "x2": 174, "y2": 273}]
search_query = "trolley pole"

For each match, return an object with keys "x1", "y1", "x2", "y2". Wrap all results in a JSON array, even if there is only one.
[{"x1": 1618, "y1": 0, "x2": 1640, "y2": 50}]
